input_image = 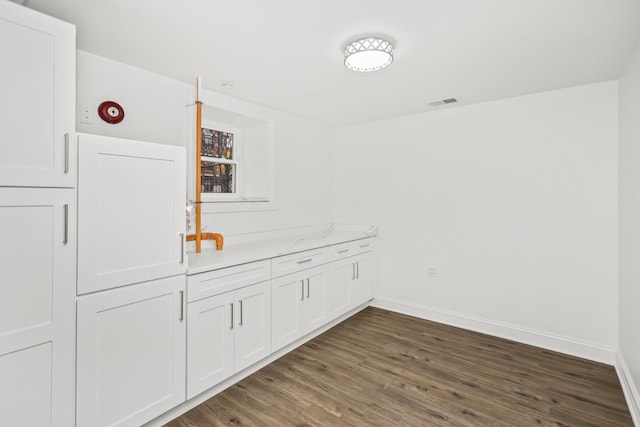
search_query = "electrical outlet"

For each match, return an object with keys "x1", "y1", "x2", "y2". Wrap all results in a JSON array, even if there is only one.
[
  {"x1": 79, "y1": 104, "x2": 93, "y2": 124},
  {"x1": 426, "y1": 266, "x2": 438, "y2": 277}
]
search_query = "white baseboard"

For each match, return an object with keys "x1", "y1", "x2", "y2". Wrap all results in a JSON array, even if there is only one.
[
  {"x1": 616, "y1": 350, "x2": 640, "y2": 426},
  {"x1": 371, "y1": 296, "x2": 617, "y2": 365}
]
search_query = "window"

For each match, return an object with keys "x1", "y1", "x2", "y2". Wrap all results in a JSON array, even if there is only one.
[
  {"x1": 187, "y1": 100, "x2": 275, "y2": 213},
  {"x1": 200, "y1": 125, "x2": 238, "y2": 195}
]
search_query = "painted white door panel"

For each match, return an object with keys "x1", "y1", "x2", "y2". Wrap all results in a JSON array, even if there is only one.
[
  {"x1": 351, "y1": 253, "x2": 374, "y2": 307},
  {"x1": 0, "y1": 187, "x2": 76, "y2": 427},
  {"x1": 77, "y1": 133, "x2": 186, "y2": 294},
  {"x1": 325, "y1": 258, "x2": 353, "y2": 320},
  {"x1": 76, "y1": 275, "x2": 186, "y2": 427},
  {"x1": 187, "y1": 292, "x2": 235, "y2": 399},
  {"x1": 271, "y1": 273, "x2": 305, "y2": 352},
  {"x1": 303, "y1": 269, "x2": 327, "y2": 332},
  {"x1": 0, "y1": 0, "x2": 75, "y2": 187},
  {"x1": 234, "y1": 282, "x2": 271, "y2": 372},
  {"x1": 0, "y1": 343, "x2": 52, "y2": 427}
]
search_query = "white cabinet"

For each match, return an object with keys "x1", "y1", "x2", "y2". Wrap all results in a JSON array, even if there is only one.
[
  {"x1": 0, "y1": 4, "x2": 76, "y2": 424},
  {"x1": 0, "y1": 188, "x2": 76, "y2": 427},
  {"x1": 0, "y1": 0, "x2": 75, "y2": 187},
  {"x1": 187, "y1": 293, "x2": 234, "y2": 398},
  {"x1": 76, "y1": 276, "x2": 186, "y2": 427},
  {"x1": 187, "y1": 281, "x2": 271, "y2": 399},
  {"x1": 271, "y1": 265, "x2": 327, "y2": 352},
  {"x1": 325, "y1": 248, "x2": 375, "y2": 322},
  {"x1": 77, "y1": 134, "x2": 186, "y2": 294},
  {"x1": 325, "y1": 258, "x2": 353, "y2": 319},
  {"x1": 351, "y1": 252, "x2": 375, "y2": 306}
]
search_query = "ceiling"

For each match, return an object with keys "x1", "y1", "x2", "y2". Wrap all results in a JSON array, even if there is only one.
[{"x1": 18, "y1": 0, "x2": 640, "y2": 127}]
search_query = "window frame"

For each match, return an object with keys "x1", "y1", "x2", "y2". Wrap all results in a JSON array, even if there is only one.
[
  {"x1": 199, "y1": 120, "x2": 242, "y2": 201},
  {"x1": 186, "y1": 90, "x2": 276, "y2": 214}
]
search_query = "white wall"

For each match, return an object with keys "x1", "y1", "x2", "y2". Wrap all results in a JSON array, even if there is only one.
[
  {"x1": 76, "y1": 50, "x2": 333, "y2": 237},
  {"x1": 619, "y1": 40, "x2": 640, "y2": 416},
  {"x1": 77, "y1": 51, "x2": 188, "y2": 146},
  {"x1": 333, "y1": 82, "x2": 619, "y2": 359}
]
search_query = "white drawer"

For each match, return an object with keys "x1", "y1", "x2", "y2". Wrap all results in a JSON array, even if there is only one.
[
  {"x1": 271, "y1": 247, "x2": 328, "y2": 278},
  {"x1": 328, "y1": 237, "x2": 375, "y2": 262},
  {"x1": 187, "y1": 260, "x2": 271, "y2": 302}
]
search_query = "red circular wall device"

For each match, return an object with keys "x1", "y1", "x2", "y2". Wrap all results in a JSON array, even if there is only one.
[{"x1": 97, "y1": 101, "x2": 125, "y2": 124}]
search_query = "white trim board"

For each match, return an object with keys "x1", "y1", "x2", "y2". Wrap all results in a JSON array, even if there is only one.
[
  {"x1": 616, "y1": 351, "x2": 640, "y2": 426},
  {"x1": 371, "y1": 297, "x2": 617, "y2": 365}
]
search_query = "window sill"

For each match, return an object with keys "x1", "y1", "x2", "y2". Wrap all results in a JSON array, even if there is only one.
[{"x1": 199, "y1": 198, "x2": 275, "y2": 214}]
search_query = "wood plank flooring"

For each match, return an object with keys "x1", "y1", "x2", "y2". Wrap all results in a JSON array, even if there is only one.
[{"x1": 165, "y1": 307, "x2": 633, "y2": 426}]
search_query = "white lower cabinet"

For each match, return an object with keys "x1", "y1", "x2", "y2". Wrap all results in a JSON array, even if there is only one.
[
  {"x1": 187, "y1": 281, "x2": 271, "y2": 399},
  {"x1": 351, "y1": 252, "x2": 375, "y2": 306},
  {"x1": 271, "y1": 265, "x2": 327, "y2": 352},
  {"x1": 325, "y1": 258, "x2": 354, "y2": 319},
  {"x1": 76, "y1": 275, "x2": 186, "y2": 427},
  {"x1": 0, "y1": 188, "x2": 76, "y2": 427},
  {"x1": 325, "y1": 250, "x2": 375, "y2": 320}
]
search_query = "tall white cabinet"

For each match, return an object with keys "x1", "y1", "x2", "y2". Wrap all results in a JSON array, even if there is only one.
[
  {"x1": 75, "y1": 134, "x2": 187, "y2": 427},
  {"x1": 0, "y1": 2, "x2": 76, "y2": 426},
  {"x1": 0, "y1": 0, "x2": 75, "y2": 188}
]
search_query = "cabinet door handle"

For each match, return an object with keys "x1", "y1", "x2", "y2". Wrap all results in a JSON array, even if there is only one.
[
  {"x1": 179, "y1": 233, "x2": 185, "y2": 264},
  {"x1": 352, "y1": 263, "x2": 356, "y2": 280},
  {"x1": 230, "y1": 302, "x2": 234, "y2": 330},
  {"x1": 178, "y1": 290, "x2": 184, "y2": 321},
  {"x1": 63, "y1": 204, "x2": 69, "y2": 245},
  {"x1": 64, "y1": 133, "x2": 70, "y2": 174},
  {"x1": 356, "y1": 262, "x2": 360, "y2": 279},
  {"x1": 239, "y1": 300, "x2": 244, "y2": 326},
  {"x1": 300, "y1": 280, "x2": 305, "y2": 301},
  {"x1": 296, "y1": 258, "x2": 313, "y2": 265},
  {"x1": 306, "y1": 278, "x2": 310, "y2": 299},
  {"x1": 337, "y1": 249, "x2": 349, "y2": 254}
]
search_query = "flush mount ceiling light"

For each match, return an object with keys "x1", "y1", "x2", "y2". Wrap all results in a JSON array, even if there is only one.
[{"x1": 344, "y1": 36, "x2": 394, "y2": 72}]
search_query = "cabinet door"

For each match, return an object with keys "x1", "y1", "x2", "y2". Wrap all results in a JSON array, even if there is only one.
[
  {"x1": 352, "y1": 253, "x2": 375, "y2": 307},
  {"x1": 303, "y1": 267, "x2": 327, "y2": 332},
  {"x1": 0, "y1": 1, "x2": 75, "y2": 187},
  {"x1": 271, "y1": 273, "x2": 305, "y2": 352},
  {"x1": 187, "y1": 292, "x2": 234, "y2": 399},
  {"x1": 77, "y1": 134, "x2": 186, "y2": 294},
  {"x1": 76, "y1": 276, "x2": 186, "y2": 427},
  {"x1": 234, "y1": 282, "x2": 271, "y2": 372},
  {"x1": 0, "y1": 188, "x2": 75, "y2": 427},
  {"x1": 325, "y1": 258, "x2": 353, "y2": 321}
]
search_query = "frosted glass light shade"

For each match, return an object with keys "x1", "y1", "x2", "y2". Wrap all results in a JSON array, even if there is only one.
[{"x1": 344, "y1": 37, "x2": 394, "y2": 72}]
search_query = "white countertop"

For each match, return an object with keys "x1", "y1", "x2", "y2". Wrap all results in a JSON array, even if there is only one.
[{"x1": 186, "y1": 224, "x2": 377, "y2": 275}]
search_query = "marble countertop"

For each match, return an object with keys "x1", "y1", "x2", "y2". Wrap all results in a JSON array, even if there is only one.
[{"x1": 186, "y1": 224, "x2": 377, "y2": 275}]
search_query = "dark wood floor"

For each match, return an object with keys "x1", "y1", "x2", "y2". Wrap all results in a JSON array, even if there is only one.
[{"x1": 166, "y1": 307, "x2": 633, "y2": 426}]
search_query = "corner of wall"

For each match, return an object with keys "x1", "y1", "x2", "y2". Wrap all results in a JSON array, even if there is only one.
[{"x1": 616, "y1": 350, "x2": 640, "y2": 426}]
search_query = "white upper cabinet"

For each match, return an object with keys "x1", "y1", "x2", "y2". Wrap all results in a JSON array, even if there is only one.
[
  {"x1": 77, "y1": 134, "x2": 186, "y2": 294},
  {"x1": 0, "y1": 0, "x2": 75, "y2": 187}
]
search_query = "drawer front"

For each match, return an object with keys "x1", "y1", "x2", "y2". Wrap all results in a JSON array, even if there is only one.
[
  {"x1": 187, "y1": 260, "x2": 271, "y2": 302},
  {"x1": 271, "y1": 247, "x2": 328, "y2": 278},
  {"x1": 328, "y1": 238, "x2": 375, "y2": 262}
]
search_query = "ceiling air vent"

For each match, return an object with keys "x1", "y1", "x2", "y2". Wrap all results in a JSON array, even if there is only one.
[{"x1": 429, "y1": 97, "x2": 459, "y2": 107}]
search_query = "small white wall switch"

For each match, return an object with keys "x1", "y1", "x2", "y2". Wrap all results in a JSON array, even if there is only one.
[{"x1": 79, "y1": 104, "x2": 93, "y2": 124}]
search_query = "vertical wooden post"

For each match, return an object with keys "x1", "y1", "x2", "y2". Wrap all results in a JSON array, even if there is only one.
[{"x1": 195, "y1": 77, "x2": 203, "y2": 253}]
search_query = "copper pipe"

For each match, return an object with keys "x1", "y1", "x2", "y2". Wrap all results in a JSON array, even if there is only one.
[
  {"x1": 187, "y1": 232, "x2": 223, "y2": 251},
  {"x1": 195, "y1": 97, "x2": 202, "y2": 253}
]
